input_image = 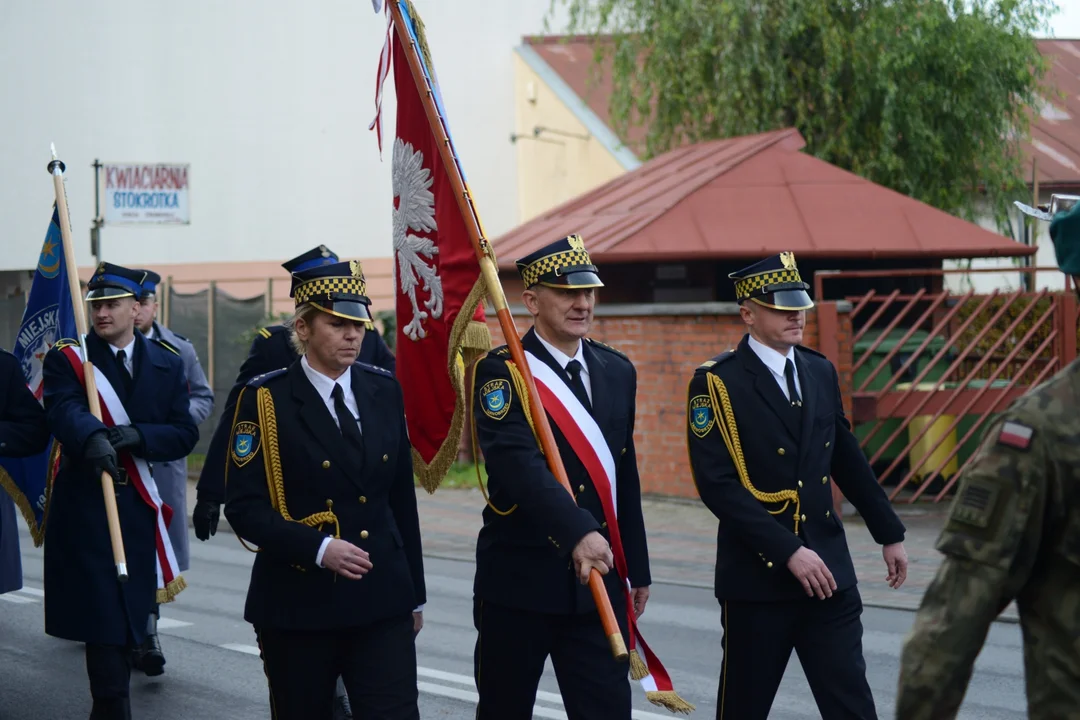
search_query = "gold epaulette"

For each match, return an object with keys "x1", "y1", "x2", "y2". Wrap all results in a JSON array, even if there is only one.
[
  {"x1": 53, "y1": 337, "x2": 80, "y2": 350},
  {"x1": 586, "y1": 337, "x2": 627, "y2": 360},
  {"x1": 257, "y1": 327, "x2": 272, "y2": 339}
]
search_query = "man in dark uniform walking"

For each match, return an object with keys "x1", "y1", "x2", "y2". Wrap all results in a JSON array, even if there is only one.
[
  {"x1": 224, "y1": 259, "x2": 425, "y2": 720},
  {"x1": 471, "y1": 235, "x2": 690, "y2": 718},
  {"x1": 0, "y1": 348, "x2": 51, "y2": 594},
  {"x1": 42, "y1": 262, "x2": 198, "y2": 720},
  {"x1": 685, "y1": 252, "x2": 908, "y2": 720}
]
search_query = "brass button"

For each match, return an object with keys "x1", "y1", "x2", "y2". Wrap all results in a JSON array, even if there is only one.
[
  {"x1": 800, "y1": 514, "x2": 807, "y2": 522},
  {"x1": 621, "y1": 448, "x2": 626, "y2": 456},
  {"x1": 326, "y1": 499, "x2": 334, "y2": 508},
  {"x1": 825, "y1": 510, "x2": 831, "y2": 518},
  {"x1": 767, "y1": 562, "x2": 774, "y2": 569},
  {"x1": 777, "y1": 448, "x2": 786, "y2": 456},
  {"x1": 360, "y1": 530, "x2": 369, "y2": 539},
  {"x1": 825, "y1": 441, "x2": 831, "y2": 448},
  {"x1": 822, "y1": 476, "x2": 828, "y2": 484},
  {"x1": 578, "y1": 484, "x2": 585, "y2": 493},
  {"x1": 797, "y1": 480, "x2": 803, "y2": 488},
  {"x1": 601, "y1": 521, "x2": 608, "y2": 528},
  {"x1": 382, "y1": 454, "x2": 388, "y2": 462},
  {"x1": 322, "y1": 460, "x2": 330, "y2": 469},
  {"x1": 358, "y1": 496, "x2": 367, "y2": 504}
]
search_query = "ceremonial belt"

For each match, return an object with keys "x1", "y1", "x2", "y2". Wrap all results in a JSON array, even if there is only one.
[
  {"x1": 521, "y1": 351, "x2": 693, "y2": 714},
  {"x1": 59, "y1": 345, "x2": 186, "y2": 603}
]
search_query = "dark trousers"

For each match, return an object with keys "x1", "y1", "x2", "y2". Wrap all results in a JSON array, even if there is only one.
[
  {"x1": 86, "y1": 643, "x2": 132, "y2": 720},
  {"x1": 255, "y1": 614, "x2": 418, "y2": 720},
  {"x1": 473, "y1": 600, "x2": 631, "y2": 720},
  {"x1": 717, "y1": 587, "x2": 876, "y2": 720}
]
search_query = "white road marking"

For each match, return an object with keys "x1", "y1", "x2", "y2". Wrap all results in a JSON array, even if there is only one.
[
  {"x1": 218, "y1": 644, "x2": 678, "y2": 719},
  {"x1": 156, "y1": 618, "x2": 193, "y2": 630},
  {"x1": 0, "y1": 593, "x2": 34, "y2": 604},
  {"x1": 16, "y1": 586, "x2": 44, "y2": 597}
]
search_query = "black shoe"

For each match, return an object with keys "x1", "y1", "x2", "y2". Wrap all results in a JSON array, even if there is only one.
[
  {"x1": 332, "y1": 688, "x2": 353, "y2": 720},
  {"x1": 131, "y1": 615, "x2": 165, "y2": 676}
]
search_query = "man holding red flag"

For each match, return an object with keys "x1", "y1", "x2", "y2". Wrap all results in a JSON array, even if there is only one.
[{"x1": 470, "y1": 236, "x2": 692, "y2": 717}]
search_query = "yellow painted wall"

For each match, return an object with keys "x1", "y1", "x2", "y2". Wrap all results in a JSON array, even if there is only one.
[{"x1": 512, "y1": 53, "x2": 628, "y2": 222}]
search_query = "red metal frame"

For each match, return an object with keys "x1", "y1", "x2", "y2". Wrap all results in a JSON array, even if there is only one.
[{"x1": 815, "y1": 267, "x2": 1078, "y2": 502}]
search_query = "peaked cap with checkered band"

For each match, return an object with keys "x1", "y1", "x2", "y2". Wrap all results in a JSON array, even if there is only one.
[
  {"x1": 515, "y1": 234, "x2": 604, "y2": 290},
  {"x1": 729, "y1": 252, "x2": 814, "y2": 311},
  {"x1": 292, "y1": 259, "x2": 374, "y2": 326},
  {"x1": 285, "y1": 245, "x2": 339, "y2": 298}
]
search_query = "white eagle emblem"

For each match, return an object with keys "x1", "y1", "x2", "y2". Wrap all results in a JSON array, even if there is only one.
[{"x1": 392, "y1": 137, "x2": 443, "y2": 341}]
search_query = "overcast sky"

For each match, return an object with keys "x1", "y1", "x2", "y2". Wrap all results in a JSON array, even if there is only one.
[{"x1": 1046, "y1": 1, "x2": 1080, "y2": 38}]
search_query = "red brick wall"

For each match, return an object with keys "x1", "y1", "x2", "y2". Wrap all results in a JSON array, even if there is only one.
[{"x1": 483, "y1": 304, "x2": 851, "y2": 498}]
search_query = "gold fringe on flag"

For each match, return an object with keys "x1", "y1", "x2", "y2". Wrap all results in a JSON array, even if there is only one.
[
  {"x1": 629, "y1": 649, "x2": 650, "y2": 680},
  {"x1": 0, "y1": 441, "x2": 60, "y2": 547},
  {"x1": 413, "y1": 277, "x2": 492, "y2": 493},
  {"x1": 645, "y1": 690, "x2": 696, "y2": 715},
  {"x1": 156, "y1": 575, "x2": 187, "y2": 604}
]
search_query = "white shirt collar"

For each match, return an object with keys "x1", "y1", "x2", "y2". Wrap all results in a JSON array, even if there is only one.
[
  {"x1": 535, "y1": 331, "x2": 588, "y2": 375},
  {"x1": 144, "y1": 324, "x2": 156, "y2": 341},
  {"x1": 301, "y1": 355, "x2": 352, "y2": 400},
  {"x1": 109, "y1": 335, "x2": 137, "y2": 359},
  {"x1": 747, "y1": 334, "x2": 796, "y2": 378}
]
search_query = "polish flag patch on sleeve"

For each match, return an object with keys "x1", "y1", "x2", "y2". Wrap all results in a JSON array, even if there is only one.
[{"x1": 997, "y1": 420, "x2": 1035, "y2": 450}]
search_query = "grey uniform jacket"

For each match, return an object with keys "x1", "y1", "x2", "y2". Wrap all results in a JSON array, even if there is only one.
[{"x1": 150, "y1": 321, "x2": 214, "y2": 571}]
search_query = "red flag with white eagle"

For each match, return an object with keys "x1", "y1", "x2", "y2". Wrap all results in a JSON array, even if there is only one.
[{"x1": 371, "y1": 0, "x2": 490, "y2": 491}]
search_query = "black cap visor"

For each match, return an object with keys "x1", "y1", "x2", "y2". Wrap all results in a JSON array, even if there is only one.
[
  {"x1": 535, "y1": 268, "x2": 604, "y2": 290},
  {"x1": 308, "y1": 298, "x2": 374, "y2": 326},
  {"x1": 748, "y1": 288, "x2": 814, "y2": 311},
  {"x1": 86, "y1": 287, "x2": 136, "y2": 302}
]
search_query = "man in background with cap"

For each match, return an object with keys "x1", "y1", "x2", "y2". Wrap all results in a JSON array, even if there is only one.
[
  {"x1": 896, "y1": 196, "x2": 1080, "y2": 719},
  {"x1": 192, "y1": 245, "x2": 394, "y2": 718},
  {"x1": 470, "y1": 235, "x2": 689, "y2": 718},
  {"x1": 128, "y1": 269, "x2": 214, "y2": 676},
  {"x1": 42, "y1": 262, "x2": 198, "y2": 720},
  {"x1": 685, "y1": 252, "x2": 907, "y2": 719},
  {"x1": 224, "y1": 258, "x2": 424, "y2": 720}
]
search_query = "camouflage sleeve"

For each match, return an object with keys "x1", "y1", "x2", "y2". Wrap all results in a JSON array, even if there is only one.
[{"x1": 896, "y1": 414, "x2": 1049, "y2": 719}]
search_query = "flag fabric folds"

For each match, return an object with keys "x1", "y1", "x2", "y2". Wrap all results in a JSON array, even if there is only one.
[
  {"x1": 373, "y1": 0, "x2": 491, "y2": 492},
  {"x1": 0, "y1": 205, "x2": 76, "y2": 546}
]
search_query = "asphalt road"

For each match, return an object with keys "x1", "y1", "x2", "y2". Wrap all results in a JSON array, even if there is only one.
[{"x1": 0, "y1": 523, "x2": 1027, "y2": 719}]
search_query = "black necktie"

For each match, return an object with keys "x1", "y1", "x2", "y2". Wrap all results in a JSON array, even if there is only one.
[
  {"x1": 332, "y1": 383, "x2": 365, "y2": 458},
  {"x1": 565, "y1": 360, "x2": 592, "y2": 413},
  {"x1": 785, "y1": 359, "x2": 801, "y2": 407},
  {"x1": 115, "y1": 349, "x2": 133, "y2": 395}
]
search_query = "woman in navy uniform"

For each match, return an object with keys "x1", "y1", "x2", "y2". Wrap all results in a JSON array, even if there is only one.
[
  {"x1": 224, "y1": 259, "x2": 425, "y2": 720},
  {"x1": 685, "y1": 252, "x2": 908, "y2": 720},
  {"x1": 0, "y1": 348, "x2": 51, "y2": 594},
  {"x1": 42, "y1": 263, "x2": 198, "y2": 720},
  {"x1": 194, "y1": 245, "x2": 394, "y2": 542}
]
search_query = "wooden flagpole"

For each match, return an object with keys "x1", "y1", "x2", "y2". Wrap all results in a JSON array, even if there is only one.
[
  {"x1": 48, "y1": 146, "x2": 129, "y2": 582},
  {"x1": 387, "y1": 1, "x2": 627, "y2": 661}
]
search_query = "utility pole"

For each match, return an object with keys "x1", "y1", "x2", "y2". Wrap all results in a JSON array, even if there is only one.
[{"x1": 91, "y1": 158, "x2": 103, "y2": 266}]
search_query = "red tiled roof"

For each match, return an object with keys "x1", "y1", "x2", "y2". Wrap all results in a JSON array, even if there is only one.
[
  {"x1": 493, "y1": 128, "x2": 1035, "y2": 264},
  {"x1": 525, "y1": 36, "x2": 1080, "y2": 187}
]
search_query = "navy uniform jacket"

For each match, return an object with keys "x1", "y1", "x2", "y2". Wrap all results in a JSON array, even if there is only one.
[
  {"x1": 0, "y1": 349, "x2": 51, "y2": 594},
  {"x1": 223, "y1": 361, "x2": 425, "y2": 630},
  {"x1": 687, "y1": 335, "x2": 905, "y2": 602},
  {"x1": 42, "y1": 331, "x2": 198, "y2": 645},
  {"x1": 197, "y1": 325, "x2": 395, "y2": 505},
  {"x1": 472, "y1": 328, "x2": 650, "y2": 615}
]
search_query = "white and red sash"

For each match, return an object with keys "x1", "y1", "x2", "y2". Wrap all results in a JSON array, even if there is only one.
[
  {"x1": 60, "y1": 345, "x2": 185, "y2": 602},
  {"x1": 525, "y1": 351, "x2": 690, "y2": 710}
]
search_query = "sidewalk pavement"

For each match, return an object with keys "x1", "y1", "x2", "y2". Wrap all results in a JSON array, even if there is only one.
[{"x1": 185, "y1": 478, "x2": 1018, "y2": 622}]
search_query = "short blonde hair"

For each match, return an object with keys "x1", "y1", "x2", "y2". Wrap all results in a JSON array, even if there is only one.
[{"x1": 287, "y1": 305, "x2": 323, "y2": 356}]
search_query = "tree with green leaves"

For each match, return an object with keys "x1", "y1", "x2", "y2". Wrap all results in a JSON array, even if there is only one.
[{"x1": 551, "y1": 0, "x2": 1057, "y2": 225}]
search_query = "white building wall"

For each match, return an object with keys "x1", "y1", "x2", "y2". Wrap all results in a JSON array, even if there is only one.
[{"x1": 0, "y1": 0, "x2": 566, "y2": 272}]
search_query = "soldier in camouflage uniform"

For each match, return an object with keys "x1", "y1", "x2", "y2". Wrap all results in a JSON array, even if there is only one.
[{"x1": 896, "y1": 195, "x2": 1080, "y2": 719}]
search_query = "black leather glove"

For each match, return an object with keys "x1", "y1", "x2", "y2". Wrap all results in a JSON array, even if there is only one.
[
  {"x1": 106, "y1": 425, "x2": 143, "y2": 453},
  {"x1": 83, "y1": 430, "x2": 120, "y2": 480},
  {"x1": 193, "y1": 499, "x2": 220, "y2": 541}
]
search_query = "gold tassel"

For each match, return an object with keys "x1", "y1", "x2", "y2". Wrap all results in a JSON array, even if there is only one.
[
  {"x1": 629, "y1": 649, "x2": 649, "y2": 681},
  {"x1": 156, "y1": 575, "x2": 188, "y2": 604},
  {"x1": 645, "y1": 690, "x2": 696, "y2": 715}
]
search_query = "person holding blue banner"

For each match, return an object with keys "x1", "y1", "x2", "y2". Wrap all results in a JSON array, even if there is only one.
[
  {"x1": 0, "y1": 348, "x2": 51, "y2": 594},
  {"x1": 128, "y1": 269, "x2": 215, "y2": 677},
  {"x1": 42, "y1": 262, "x2": 198, "y2": 720}
]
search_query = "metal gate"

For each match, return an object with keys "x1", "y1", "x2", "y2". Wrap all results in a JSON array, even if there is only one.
[{"x1": 816, "y1": 268, "x2": 1078, "y2": 502}]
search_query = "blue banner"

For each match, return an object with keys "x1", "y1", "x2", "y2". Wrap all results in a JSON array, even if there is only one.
[{"x1": 0, "y1": 204, "x2": 76, "y2": 545}]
